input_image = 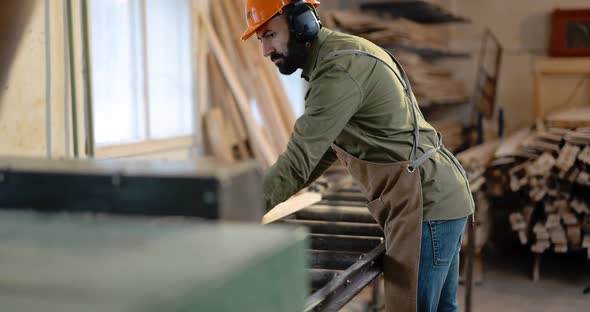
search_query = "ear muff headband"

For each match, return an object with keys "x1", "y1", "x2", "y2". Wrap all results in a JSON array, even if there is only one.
[{"x1": 288, "y1": 0, "x2": 320, "y2": 42}]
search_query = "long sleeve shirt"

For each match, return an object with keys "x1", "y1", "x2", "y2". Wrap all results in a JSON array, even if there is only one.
[{"x1": 263, "y1": 28, "x2": 474, "y2": 222}]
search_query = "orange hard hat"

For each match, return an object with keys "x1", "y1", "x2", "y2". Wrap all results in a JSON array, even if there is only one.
[{"x1": 241, "y1": 0, "x2": 320, "y2": 41}]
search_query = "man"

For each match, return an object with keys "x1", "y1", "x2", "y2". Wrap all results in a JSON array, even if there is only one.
[{"x1": 241, "y1": 1, "x2": 474, "y2": 311}]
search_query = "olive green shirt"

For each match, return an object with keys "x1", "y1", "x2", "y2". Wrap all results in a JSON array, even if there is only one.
[{"x1": 263, "y1": 28, "x2": 474, "y2": 221}]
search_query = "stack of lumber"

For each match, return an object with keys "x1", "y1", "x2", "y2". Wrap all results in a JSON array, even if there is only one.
[
  {"x1": 394, "y1": 51, "x2": 467, "y2": 107},
  {"x1": 196, "y1": 0, "x2": 296, "y2": 168},
  {"x1": 485, "y1": 127, "x2": 590, "y2": 259},
  {"x1": 322, "y1": 10, "x2": 449, "y2": 52},
  {"x1": 319, "y1": 10, "x2": 468, "y2": 107}
]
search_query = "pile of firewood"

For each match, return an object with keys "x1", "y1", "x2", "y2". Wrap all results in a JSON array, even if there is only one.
[{"x1": 485, "y1": 127, "x2": 590, "y2": 258}]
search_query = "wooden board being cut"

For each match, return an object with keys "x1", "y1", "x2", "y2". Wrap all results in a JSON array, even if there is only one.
[{"x1": 262, "y1": 192, "x2": 322, "y2": 225}]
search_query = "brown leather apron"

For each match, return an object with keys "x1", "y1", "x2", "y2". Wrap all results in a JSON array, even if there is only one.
[{"x1": 325, "y1": 49, "x2": 451, "y2": 312}]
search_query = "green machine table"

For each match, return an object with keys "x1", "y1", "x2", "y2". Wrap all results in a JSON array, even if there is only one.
[{"x1": 0, "y1": 211, "x2": 308, "y2": 312}]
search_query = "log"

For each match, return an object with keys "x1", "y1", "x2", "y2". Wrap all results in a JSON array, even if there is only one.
[
  {"x1": 566, "y1": 224, "x2": 582, "y2": 246},
  {"x1": 578, "y1": 145, "x2": 590, "y2": 164},
  {"x1": 555, "y1": 143, "x2": 580, "y2": 173}
]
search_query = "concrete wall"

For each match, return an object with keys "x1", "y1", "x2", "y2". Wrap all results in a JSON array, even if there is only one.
[
  {"x1": 318, "y1": 0, "x2": 590, "y2": 138},
  {"x1": 0, "y1": 0, "x2": 84, "y2": 158},
  {"x1": 446, "y1": 0, "x2": 590, "y2": 134}
]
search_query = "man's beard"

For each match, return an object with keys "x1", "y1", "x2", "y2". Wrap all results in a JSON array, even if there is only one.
[{"x1": 270, "y1": 36, "x2": 307, "y2": 75}]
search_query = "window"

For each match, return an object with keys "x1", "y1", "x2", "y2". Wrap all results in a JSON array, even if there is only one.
[
  {"x1": 279, "y1": 69, "x2": 306, "y2": 118},
  {"x1": 90, "y1": 0, "x2": 193, "y2": 146}
]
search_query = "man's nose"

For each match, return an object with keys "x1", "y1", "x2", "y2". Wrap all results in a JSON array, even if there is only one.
[{"x1": 262, "y1": 41, "x2": 274, "y2": 58}]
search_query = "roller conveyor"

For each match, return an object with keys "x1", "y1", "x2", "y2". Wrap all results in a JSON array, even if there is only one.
[
  {"x1": 284, "y1": 219, "x2": 383, "y2": 237},
  {"x1": 295, "y1": 205, "x2": 375, "y2": 223},
  {"x1": 277, "y1": 181, "x2": 386, "y2": 312}
]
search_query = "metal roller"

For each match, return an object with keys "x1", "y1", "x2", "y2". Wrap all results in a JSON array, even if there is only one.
[
  {"x1": 335, "y1": 187, "x2": 363, "y2": 193},
  {"x1": 309, "y1": 250, "x2": 363, "y2": 270},
  {"x1": 321, "y1": 191, "x2": 367, "y2": 202},
  {"x1": 295, "y1": 206, "x2": 375, "y2": 224},
  {"x1": 318, "y1": 200, "x2": 367, "y2": 207},
  {"x1": 285, "y1": 219, "x2": 383, "y2": 237},
  {"x1": 310, "y1": 234, "x2": 383, "y2": 253}
]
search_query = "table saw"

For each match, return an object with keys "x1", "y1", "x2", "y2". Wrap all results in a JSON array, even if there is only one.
[
  {"x1": 0, "y1": 210, "x2": 308, "y2": 312},
  {"x1": 0, "y1": 156, "x2": 387, "y2": 311}
]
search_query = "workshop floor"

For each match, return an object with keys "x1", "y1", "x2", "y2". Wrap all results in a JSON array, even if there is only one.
[{"x1": 340, "y1": 246, "x2": 590, "y2": 312}]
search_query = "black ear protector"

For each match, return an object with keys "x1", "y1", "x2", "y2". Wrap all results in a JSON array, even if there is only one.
[{"x1": 287, "y1": 0, "x2": 320, "y2": 42}]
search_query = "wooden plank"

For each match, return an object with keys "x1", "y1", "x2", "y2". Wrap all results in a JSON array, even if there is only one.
[
  {"x1": 221, "y1": 0, "x2": 253, "y2": 71},
  {"x1": 262, "y1": 192, "x2": 322, "y2": 225},
  {"x1": 95, "y1": 136, "x2": 193, "y2": 159},
  {"x1": 255, "y1": 67, "x2": 291, "y2": 154},
  {"x1": 526, "y1": 152, "x2": 555, "y2": 176},
  {"x1": 579, "y1": 146, "x2": 590, "y2": 165},
  {"x1": 193, "y1": 0, "x2": 209, "y2": 117},
  {"x1": 494, "y1": 128, "x2": 532, "y2": 158},
  {"x1": 218, "y1": 0, "x2": 291, "y2": 155},
  {"x1": 555, "y1": 143, "x2": 580, "y2": 172},
  {"x1": 205, "y1": 55, "x2": 236, "y2": 158},
  {"x1": 456, "y1": 139, "x2": 500, "y2": 167},
  {"x1": 207, "y1": 54, "x2": 251, "y2": 159},
  {"x1": 535, "y1": 58, "x2": 590, "y2": 74},
  {"x1": 210, "y1": 0, "x2": 237, "y2": 64},
  {"x1": 261, "y1": 59, "x2": 297, "y2": 132},
  {"x1": 547, "y1": 107, "x2": 590, "y2": 128},
  {"x1": 203, "y1": 107, "x2": 235, "y2": 163},
  {"x1": 200, "y1": 13, "x2": 277, "y2": 167}
]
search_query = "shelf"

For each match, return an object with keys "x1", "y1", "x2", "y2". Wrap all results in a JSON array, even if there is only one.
[
  {"x1": 360, "y1": 1, "x2": 470, "y2": 24},
  {"x1": 386, "y1": 44, "x2": 470, "y2": 60},
  {"x1": 534, "y1": 57, "x2": 590, "y2": 122}
]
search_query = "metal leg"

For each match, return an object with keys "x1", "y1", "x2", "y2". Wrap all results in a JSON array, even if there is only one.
[
  {"x1": 474, "y1": 254, "x2": 484, "y2": 285},
  {"x1": 369, "y1": 275, "x2": 383, "y2": 312},
  {"x1": 533, "y1": 253, "x2": 542, "y2": 282},
  {"x1": 464, "y1": 216, "x2": 475, "y2": 312}
]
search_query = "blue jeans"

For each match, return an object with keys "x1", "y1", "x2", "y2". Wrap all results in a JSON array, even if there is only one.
[{"x1": 418, "y1": 217, "x2": 467, "y2": 312}]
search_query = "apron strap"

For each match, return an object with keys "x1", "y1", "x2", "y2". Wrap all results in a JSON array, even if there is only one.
[
  {"x1": 409, "y1": 131, "x2": 442, "y2": 171},
  {"x1": 325, "y1": 49, "x2": 421, "y2": 162}
]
